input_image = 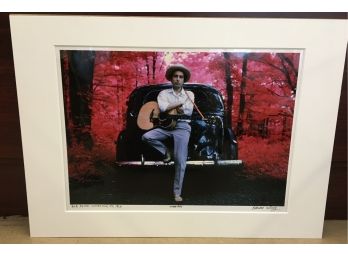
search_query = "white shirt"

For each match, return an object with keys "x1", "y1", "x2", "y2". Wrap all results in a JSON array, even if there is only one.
[{"x1": 157, "y1": 88, "x2": 195, "y2": 116}]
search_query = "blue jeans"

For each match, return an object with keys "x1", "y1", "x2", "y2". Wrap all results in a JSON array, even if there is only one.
[{"x1": 142, "y1": 121, "x2": 191, "y2": 197}]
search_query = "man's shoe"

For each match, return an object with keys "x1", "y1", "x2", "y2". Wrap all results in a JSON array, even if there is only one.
[
  {"x1": 163, "y1": 151, "x2": 171, "y2": 163},
  {"x1": 174, "y1": 195, "x2": 183, "y2": 202}
]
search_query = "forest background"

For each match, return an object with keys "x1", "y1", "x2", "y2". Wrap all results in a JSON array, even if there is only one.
[{"x1": 61, "y1": 50, "x2": 300, "y2": 181}]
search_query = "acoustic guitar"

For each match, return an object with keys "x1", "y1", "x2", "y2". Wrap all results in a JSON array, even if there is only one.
[
  {"x1": 137, "y1": 101, "x2": 214, "y2": 130},
  {"x1": 137, "y1": 101, "x2": 188, "y2": 130}
]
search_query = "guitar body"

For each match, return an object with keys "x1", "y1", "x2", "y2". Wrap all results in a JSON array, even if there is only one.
[{"x1": 137, "y1": 101, "x2": 177, "y2": 130}]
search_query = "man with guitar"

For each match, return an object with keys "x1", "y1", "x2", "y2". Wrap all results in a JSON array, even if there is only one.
[{"x1": 142, "y1": 64, "x2": 194, "y2": 203}]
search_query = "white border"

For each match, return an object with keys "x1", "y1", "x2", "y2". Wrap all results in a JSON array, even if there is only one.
[{"x1": 10, "y1": 15, "x2": 347, "y2": 237}]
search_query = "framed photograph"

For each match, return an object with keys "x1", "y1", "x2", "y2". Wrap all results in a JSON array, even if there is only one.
[
  {"x1": 10, "y1": 15, "x2": 347, "y2": 237},
  {"x1": 61, "y1": 47, "x2": 300, "y2": 210}
]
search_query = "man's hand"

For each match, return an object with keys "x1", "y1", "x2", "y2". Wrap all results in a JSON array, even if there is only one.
[
  {"x1": 176, "y1": 106, "x2": 184, "y2": 115},
  {"x1": 165, "y1": 102, "x2": 183, "y2": 113}
]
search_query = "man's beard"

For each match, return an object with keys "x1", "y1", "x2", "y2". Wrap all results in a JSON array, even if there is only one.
[{"x1": 173, "y1": 83, "x2": 183, "y2": 91}]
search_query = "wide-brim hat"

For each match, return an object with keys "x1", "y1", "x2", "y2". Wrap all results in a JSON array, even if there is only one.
[{"x1": 165, "y1": 64, "x2": 191, "y2": 82}]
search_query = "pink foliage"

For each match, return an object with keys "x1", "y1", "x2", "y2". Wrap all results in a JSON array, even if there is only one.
[
  {"x1": 239, "y1": 136, "x2": 291, "y2": 179},
  {"x1": 62, "y1": 50, "x2": 300, "y2": 180},
  {"x1": 67, "y1": 143, "x2": 104, "y2": 183}
]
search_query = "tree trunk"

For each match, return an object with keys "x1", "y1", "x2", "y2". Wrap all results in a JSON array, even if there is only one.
[
  {"x1": 61, "y1": 51, "x2": 72, "y2": 147},
  {"x1": 135, "y1": 62, "x2": 139, "y2": 88},
  {"x1": 152, "y1": 53, "x2": 157, "y2": 81},
  {"x1": 223, "y1": 52, "x2": 233, "y2": 127},
  {"x1": 259, "y1": 118, "x2": 269, "y2": 138},
  {"x1": 277, "y1": 53, "x2": 297, "y2": 96},
  {"x1": 237, "y1": 53, "x2": 249, "y2": 135},
  {"x1": 145, "y1": 57, "x2": 150, "y2": 84},
  {"x1": 68, "y1": 50, "x2": 96, "y2": 150}
]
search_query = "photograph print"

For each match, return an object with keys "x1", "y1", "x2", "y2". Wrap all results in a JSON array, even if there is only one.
[{"x1": 59, "y1": 49, "x2": 301, "y2": 207}]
